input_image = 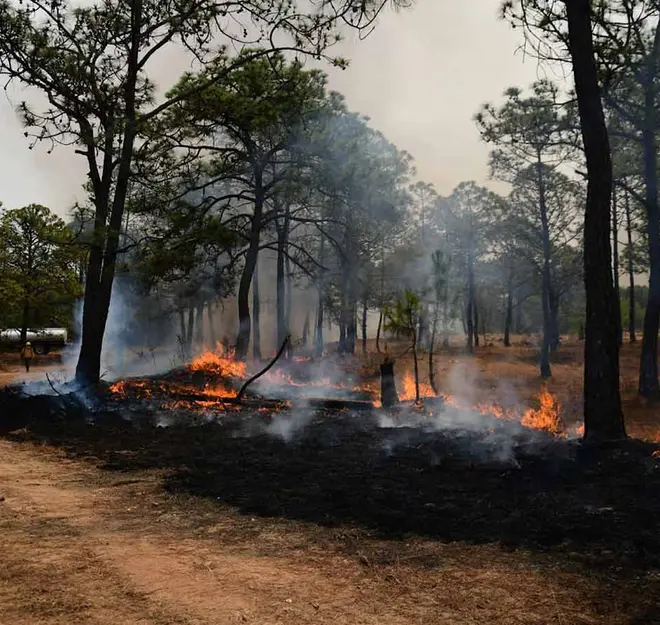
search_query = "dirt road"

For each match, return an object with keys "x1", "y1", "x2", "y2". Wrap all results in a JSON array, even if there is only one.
[
  {"x1": 0, "y1": 353, "x2": 69, "y2": 388},
  {"x1": 0, "y1": 438, "x2": 655, "y2": 624}
]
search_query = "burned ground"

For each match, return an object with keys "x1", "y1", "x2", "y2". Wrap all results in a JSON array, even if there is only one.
[{"x1": 2, "y1": 340, "x2": 660, "y2": 623}]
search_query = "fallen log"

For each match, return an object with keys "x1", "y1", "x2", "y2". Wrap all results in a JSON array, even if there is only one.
[{"x1": 301, "y1": 398, "x2": 375, "y2": 412}]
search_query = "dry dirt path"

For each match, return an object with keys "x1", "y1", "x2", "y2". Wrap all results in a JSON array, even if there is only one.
[{"x1": 0, "y1": 439, "x2": 651, "y2": 625}]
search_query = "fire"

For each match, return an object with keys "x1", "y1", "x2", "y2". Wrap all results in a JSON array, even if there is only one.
[
  {"x1": 521, "y1": 386, "x2": 563, "y2": 435},
  {"x1": 108, "y1": 379, "x2": 153, "y2": 399},
  {"x1": 400, "y1": 372, "x2": 435, "y2": 401},
  {"x1": 190, "y1": 342, "x2": 246, "y2": 378},
  {"x1": 109, "y1": 380, "x2": 126, "y2": 397}
]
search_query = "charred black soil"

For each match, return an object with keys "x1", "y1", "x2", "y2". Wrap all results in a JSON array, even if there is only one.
[{"x1": 3, "y1": 384, "x2": 660, "y2": 592}]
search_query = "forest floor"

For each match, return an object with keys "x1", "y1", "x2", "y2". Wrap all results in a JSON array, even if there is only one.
[{"x1": 1, "y1": 337, "x2": 660, "y2": 624}]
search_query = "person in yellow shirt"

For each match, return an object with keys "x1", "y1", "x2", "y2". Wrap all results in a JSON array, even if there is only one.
[{"x1": 20, "y1": 341, "x2": 34, "y2": 372}]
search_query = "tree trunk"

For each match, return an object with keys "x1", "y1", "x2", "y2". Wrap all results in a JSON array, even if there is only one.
[
  {"x1": 285, "y1": 248, "x2": 292, "y2": 359},
  {"x1": 442, "y1": 285, "x2": 450, "y2": 348},
  {"x1": 639, "y1": 123, "x2": 660, "y2": 397},
  {"x1": 624, "y1": 188, "x2": 637, "y2": 343},
  {"x1": 194, "y1": 303, "x2": 204, "y2": 348},
  {"x1": 537, "y1": 155, "x2": 553, "y2": 378},
  {"x1": 612, "y1": 186, "x2": 623, "y2": 346},
  {"x1": 253, "y1": 260, "x2": 262, "y2": 360},
  {"x1": 302, "y1": 309, "x2": 310, "y2": 346},
  {"x1": 549, "y1": 287, "x2": 560, "y2": 352},
  {"x1": 20, "y1": 302, "x2": 30, "y2": 344},
  {"x1": 514, "y1": 296, "x2": 523, "y2": 334},
  {"x1": 466, "y1": 254, "x2": 475, "y2": 353},
  {"x1": 338, "y1": 322, "x2": 346, "y2": 355},
  {"x1": 178, "y1": 310, "x2": 186, "y2": 345},
  {"x1": 429, "y1": 296, "x2": 440, "y2": 395},
  {"x1": 418, "y1": 309, "x2": 427, "y2": 351},
  {"x1": 540, "y1": 282, "x2": 552, "y2": 379},
  {"x1": 207, "y1": 302, "x2": 216, "y2": 348},
  {"x1": 380, "y1": 360, "x2": 399, "y2": 408},
  {"x1": 376, "y1": 310, "x2": 383, "y2": 353},
  {"x1": 186, "y1": 307, "x2": 195, "y2": 353},
  {"x1": 315, "y1": 236, "x2": 325, "y2": 357},
  {"x1": 473, "y1": 295, "x2": 480, "y2": 348},
  {"x1": 412, "y1": 331, "x2": 420, "y2": 402},
  {"x1": 276, "y1": 217, "x2": 287, "y2": 352},
  {"x1": 504, "y1": 284, "x2": 513, "y2": 347},
  {"x1": 361, "y1": 296, "x2": 368, "y2": 354},
  {"x1": 346, "y1": 302, "x2": 357, "y2": 355},
  {"x1": 566, "y1": 0, "x2": 625, "y2": 440},
  {"x1": 74, "y1": 0, "x2": 141, "y2": 386},
  {"x1": 235, "y1": 169, "x2": 264, "y2": 360}
]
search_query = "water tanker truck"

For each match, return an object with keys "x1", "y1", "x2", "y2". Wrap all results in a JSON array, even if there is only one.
[{"x1": 0, "y1": 328, "x2": 68, "y2": 355}]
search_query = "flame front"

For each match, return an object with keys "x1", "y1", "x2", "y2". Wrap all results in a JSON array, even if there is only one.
[
  {"x1": 107, "y1": 346, "x2": 581, "y2": 440},
  {"x1": 400, "y1": 372, "x2": 435, "y2": 401},
  {"x1": 190, "y1": 343, "x2": 247, "y2": 378},
  {"x1": 521, "y1": 386, "x2": 563, "y2": 435}
]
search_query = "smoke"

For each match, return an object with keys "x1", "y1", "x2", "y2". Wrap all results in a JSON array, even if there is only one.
[
  {"x1": 64, "y1": 278, "x2": 184, "y2": 382},
  {"x1": 264, "y1": 408, "x2": 315, "y2": 442}
]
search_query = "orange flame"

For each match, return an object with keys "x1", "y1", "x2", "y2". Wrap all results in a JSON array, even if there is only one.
[
  {"x1": 190, "y1": 342, "x2": 246, "y2": 378},
  {"x1": 400, "y1": 372, "x2": 435, "y2": 401},
  {"x1": 521, "y1": 386, "x2": 563, "y2": 435}
]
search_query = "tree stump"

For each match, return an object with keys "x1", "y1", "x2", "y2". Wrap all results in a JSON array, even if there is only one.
[{"x1": 380, "y1": 361, "x2": 399, "y2": 408}]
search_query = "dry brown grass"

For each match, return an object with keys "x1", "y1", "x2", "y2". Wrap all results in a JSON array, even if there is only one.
[{"x1": 355, "y1": 334, "x2": 660, "y2": 441}]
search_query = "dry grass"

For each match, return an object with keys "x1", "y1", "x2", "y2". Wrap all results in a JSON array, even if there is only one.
[{"x1": 356, "y1": 335, "x2": 660, "y2": 440}]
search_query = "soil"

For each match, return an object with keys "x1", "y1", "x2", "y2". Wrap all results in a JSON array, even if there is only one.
[{"x1": 2, "y1": 338, "x2": 660, "y2": 624}]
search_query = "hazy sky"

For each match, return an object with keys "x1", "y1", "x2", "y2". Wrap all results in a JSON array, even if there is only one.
[{"x1": 0, "y1": 0, "x2": 546, "y2": 217}]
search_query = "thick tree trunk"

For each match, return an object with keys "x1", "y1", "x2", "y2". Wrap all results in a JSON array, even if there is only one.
[
  {"x1": 639, "y1": 124, "x2": 660, "y2": 397},
  {"x1": 380, "y1": 360, "x2": 399, "y2": 408},
  {"x1": 75, "y1": 0, "x2": 141, "y2": 386},
  {"x1": 253, "y1": 260, "x2": 261, "y2": 360},
  {"x1": 625, "y1": 189, "x2": 637, "y2": 343},
  {"x1": 235, "y1": 171, "x2": 264, "y2": 361},
  {"x1": 612, "y1": 187, "x2": 623, "y2": 346},
  {"x1": 566, "y1": 0, "x2": 625, "y2": 440}
]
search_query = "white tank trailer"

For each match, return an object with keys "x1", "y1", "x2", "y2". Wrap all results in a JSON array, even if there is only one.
[{"x1": 0, "y1": 328, "x2": 68, "y2": 355}]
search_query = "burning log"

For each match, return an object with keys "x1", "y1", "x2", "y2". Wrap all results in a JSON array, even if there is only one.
[{"x1": 380, "y1": 359, "x2": 399, "y2": 408}]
